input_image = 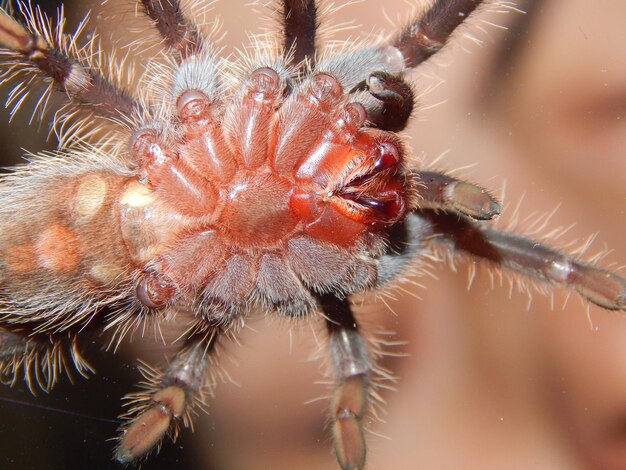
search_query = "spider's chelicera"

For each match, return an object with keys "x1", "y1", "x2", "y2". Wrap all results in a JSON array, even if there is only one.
[{"x1": 0, "y1": 1, "x2": 623, "y2": 468}]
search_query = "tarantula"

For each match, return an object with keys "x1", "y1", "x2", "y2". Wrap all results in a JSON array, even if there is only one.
[{"x1": 0, "y1": 0, "x2": 623, "y2": 468}]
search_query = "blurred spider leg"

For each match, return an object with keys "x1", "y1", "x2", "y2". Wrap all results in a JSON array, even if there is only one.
[
  {"x1": 318, "y1": 294, "x2": 371, "y2": 470},
  {"x1": 115, "y1": 330, "x2": 219, "y2": 463},
  {"x1": 0, "y1": 7, "x2": 135, "y2": 119},
  {"x1": 415, "y1": 170, "x2": 501, "y2": 220},
  {"x1": 139, "y1": 0, "x2": 203, "y2": 60},
  {"x1": 343, "y1": 0, "x2": 485, "y2": 129},
  {"x1": 387, "y1": 0, "x2": 485, "y2": 68},
  {"x1": 281, "y1": 0, "x2": 318, "y2": 70},
  {"x1": 0, "y1": 328, "x2": 91, "y2": 393},
  {"x1": 418, "y1": 210, "x2": 626, "y2": 310}
]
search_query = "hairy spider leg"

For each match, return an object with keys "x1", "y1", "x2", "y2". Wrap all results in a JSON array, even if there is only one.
[
  {"x1": 0, "y1": 5, "x2": 135, "y2": 120},
  {"x1": 391, "y1": 0, "x2": 484, "y2": 68},
  {"x1": 345, "y1": 0, "x2": 484, "y2": 132},
  {"x1": 419, "y1": 211, "x2": 626, "y2": 311},
  {"x1": 414, "y1": 170, "x2": 502, "y2": 220},
  {"x1": 0, "y1": 328, "x2": 91, "y2": 393},
  {"x1": 281, "y1": 0, "x2": 318, "y2": 70},
  {"x1": 115, "y1": 329, "x2": 219, "y2": 463},
  {"x1": 139, "y1": 0, "x2": 203, "y2": 60},
  {"x1": 319, "y1": 294, "x2": 371, "y2": 470}
]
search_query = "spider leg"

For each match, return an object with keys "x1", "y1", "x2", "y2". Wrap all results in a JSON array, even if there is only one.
[
  {"x1": 281, "y1": 0, "x2": 318, "y2": 70},
  {"x1": 415, "y1": 170, "x2": 501, "y2": 220},
  {"x1": 138, "y1": 0, "x2": 203, "y2": 60},
  {"x1": 114, "y1": 329, "x2": 219, "y2": 463},
  {"x1": 352, "y1": 71, "x2": 414, "y2": 132},
  {"x1": 0, "y1": 6, "x2": 135, "y2": 120},
  {"x1": 318, "y1": 294, "x2": 371, "y2": 470},
  {"x1": 0, "y1": 328, "x2": 92, "y2": 394},
  {"x1": 389, "y1": 0, "x2": 484, "y2": 68},
  {"x1": 332, "y1": 1, "x2": 485, "y2": 128},
  {"x1": 417, "y1": 210, "x2": 626, "y2": 310}
]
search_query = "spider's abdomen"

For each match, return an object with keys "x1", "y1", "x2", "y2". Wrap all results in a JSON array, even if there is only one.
[{"x1": 125, "y1": 67, "x2": 414, "y2": 317}]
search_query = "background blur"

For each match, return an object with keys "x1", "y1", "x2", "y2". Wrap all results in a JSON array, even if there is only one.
[{"x1": 0, "y1": 1, "x2": 624, "y2": 469}]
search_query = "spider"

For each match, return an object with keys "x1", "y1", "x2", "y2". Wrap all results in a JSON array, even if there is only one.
[{"x1": 0, "y1": 0, "x2": 623, "y2": 469}]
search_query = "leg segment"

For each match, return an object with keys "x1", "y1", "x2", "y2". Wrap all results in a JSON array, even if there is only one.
[
  {"x1": 415, "y1": 170, "x2": 501, "y2": 220},
  {"x1": 281, "y1": 0, "x2": 318, "y2": 69},
  {"x1": 389, "y1": 0, "x2": 484, "y2": 68},
  {"x1": 139, "y1": 0, "x2": 203, "y2": 60},
  {"x1": 115, "y1": 330, "x2": 219, "y2": 463},
  {"x1": 418, "y1": 210, "x2": 626, "y2": 310},
  {"x1": 359, "y1": 72, "x2": 414, "y2": 132},
  {"x1": 0, "y1": 6, "x2": 135, "y2": 119},
  {"x1": 318, "y1": 294, "x2": 371, "y2": 470}
]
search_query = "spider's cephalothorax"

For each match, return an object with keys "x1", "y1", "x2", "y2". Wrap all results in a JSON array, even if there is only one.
[
  {"x1": 125, "y1": 67, "x2": 414, "y2": 321},
  {"x1": 0, "y1": 1, "x2": 623, "y2": 469}
]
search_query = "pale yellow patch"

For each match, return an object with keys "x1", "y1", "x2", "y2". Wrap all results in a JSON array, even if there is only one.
[
  {"x1": 120, "y1": 181, "x2": 155, "y2": 207},
  {"x1": 72, "y1": 174, "x2": 107, "y2": 223},
  {"x1": 136, "y1": 245, "x2": 161, "y2": 264},
  {"x1": 36, "y1": 224, "x2": 81, "y2": 272},
  {"x1": 89, "y1": 263, "x2": 123, "y2": 284}
]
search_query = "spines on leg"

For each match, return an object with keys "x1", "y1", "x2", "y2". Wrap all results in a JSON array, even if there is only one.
[
  {"x1": 419, "y1": 210, "x2": 626, "y2": 310},
  {"x1": 0, "y1": 328, "x2": 92, "y2": 393},
  {"x1": 318, "y1": 294, "x2": 371, "y2": 470},
  {"x1": 0, "y1": 4, "x2": 136, "y2": 130},
  {"x1": 388, "y1": 0, "x2": 484, "y2": 68},
  {"x1": 115, "y1": 331, "x2": 218, "y2": 463}
]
